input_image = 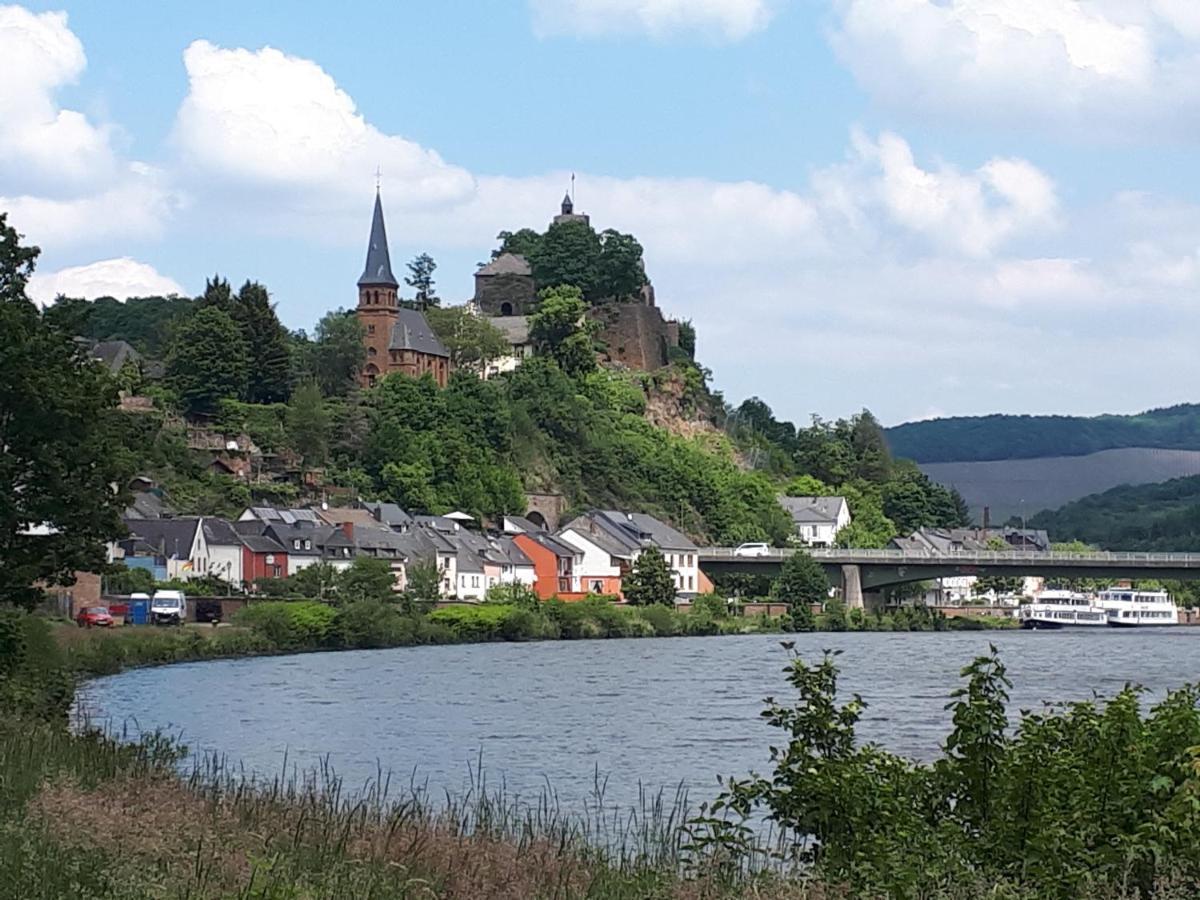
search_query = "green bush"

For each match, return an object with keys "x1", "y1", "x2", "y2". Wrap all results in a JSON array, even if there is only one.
[{"x1": 234, "y1": 601, "x2": 336, "y2": 649}]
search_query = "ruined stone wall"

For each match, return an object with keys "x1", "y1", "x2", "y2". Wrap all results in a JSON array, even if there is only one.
[{"x1": 590, "y1": 303, "x2": 678, "y2": 371}]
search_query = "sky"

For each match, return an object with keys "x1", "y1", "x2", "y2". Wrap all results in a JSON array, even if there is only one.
[{"x1": 6, "y1": 1, "x2": 1200, "y2": 426}]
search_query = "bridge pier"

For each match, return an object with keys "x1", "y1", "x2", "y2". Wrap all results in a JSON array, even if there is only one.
[{"x1": 841, "y1": 564, "x2": 864, "y2": 610}]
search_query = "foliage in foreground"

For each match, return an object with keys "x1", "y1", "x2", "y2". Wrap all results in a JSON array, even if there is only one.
[{"x1": 691, "y1": 645, "x2": 1200, "y2": 898}]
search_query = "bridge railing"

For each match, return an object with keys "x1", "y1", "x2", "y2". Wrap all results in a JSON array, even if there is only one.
[{"x1": 699, "y1": 547, "x2": 1200, "y2": 566}]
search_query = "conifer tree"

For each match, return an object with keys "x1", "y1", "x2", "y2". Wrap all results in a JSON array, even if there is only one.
[
  {"x1": 235, "y1": 281, "x2": 292, "y2": 403},
  {"x1": 166, "y1": 306, "x2": 249, "y2": 415},
  {"x1": 623, "y1": 547, "x2": 676, "y2": 606}
]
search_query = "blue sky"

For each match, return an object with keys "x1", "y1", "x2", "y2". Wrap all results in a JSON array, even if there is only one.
[{"x1": 7, "y1": 1, "x2": 1200, "y2": 426}]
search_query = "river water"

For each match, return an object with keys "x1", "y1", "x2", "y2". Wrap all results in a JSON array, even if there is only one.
[{"x1": 79, "y1": 631, "x2": 1200, "y2": 814}]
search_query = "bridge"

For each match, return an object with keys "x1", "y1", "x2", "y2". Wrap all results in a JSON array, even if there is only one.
[{"x1": 698, "y1": 548, "x2": 1200, "y2": 608}]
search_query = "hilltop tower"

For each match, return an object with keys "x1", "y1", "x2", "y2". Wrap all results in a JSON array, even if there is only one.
[{"x1": 355, "y1": 191, "x2": 449, "y2": 388}]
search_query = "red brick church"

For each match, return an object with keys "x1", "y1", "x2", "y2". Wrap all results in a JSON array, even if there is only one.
[{"x1": 356, "y1": 191, "x2": 450, "y2": 388}]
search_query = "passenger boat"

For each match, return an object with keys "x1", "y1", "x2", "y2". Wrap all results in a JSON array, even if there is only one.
[
  {"x1": 1098, "y1": 589, "x2": 1179, "y2": 627},
  {"x1": 1017, "y1": 590, "x2": 1107, "y2": 629}
]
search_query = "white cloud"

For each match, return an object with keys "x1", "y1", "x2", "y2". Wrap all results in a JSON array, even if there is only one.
[
  {"x1": 830, "y1": 0, "x2": 1200, "y2": 135},
  {"x1": 27, "y1": 258, "x2": 185, "y2": 307},
  {"x1": 0, "y1": 5, "x2": 176, "y2": 247},
  {"x1": 529, "y1": 0, "x2": 775, "y2": 40},
  {"x1": 174, "y1": 41, "x2": 474, "y2": 210}
]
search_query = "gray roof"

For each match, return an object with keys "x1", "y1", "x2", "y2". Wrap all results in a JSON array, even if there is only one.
[
  {"x1": 589, "y1": 510, "x2": 697, "y2": 552},
  {"x1": 503, "y1": 515, "x2": 544, "y2": 534},
  {"x1": 125, "y1": 491, "x2": 172, "y2": 520},
  {"x1": 123, "y1": 518, "x2": 199, "y2": 559},
  {"x1": 201, "y1": 518, "x2": 242, "y2": 547},
  {"x1": 561, "y1": 515, "x2": 636, "y2": 558},
  {"x1": 488, "y1": 315, "x2": 530, "y2": 344},
  {"x1": 476, "y1": 253, "x2": 531, "y2": 277},
  {"x1": 241, "y1": 534, "x2": 286, "y2": 554},
  {"x1": 263, "y1": 522, "x2": 331, "y2": 556},
  {"x1": 778, "y1": 496, "x2": 848, "y2": 526},
  {"x1": 389, "y1": 308, "x2": 450, "y2": 357},
  {"x1": 358, "y1": 191, "x2": 398, "y2": 287},
  {"x1": 522, "y1": 531, "x2": 581, "y2": 559},
  {"x1": 363, "y1": 500, "x2": 414, "y2": 529},
  {"x1": 92, "y1": 340, "x2": 141, "y2": 374}
]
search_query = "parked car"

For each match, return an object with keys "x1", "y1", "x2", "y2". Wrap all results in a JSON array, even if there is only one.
[
  {"x1": 149, "y1": 589, "x2": 187, "y2": 626},
  {"x1": 734, "y1": 542, "x2": 771, "y2": 558},
  {"x1": 76, "y1": 606, "x2": 114, "y2": 628}
]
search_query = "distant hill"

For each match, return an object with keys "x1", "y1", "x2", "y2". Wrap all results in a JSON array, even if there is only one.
[
  {"x1": 921, "y1": 448, "x2": 1200, "y2": 523},
  {"x1": 885, "y1": 405, "x2": 1200, "y2": 464},
  {"x1": 1030, "y1": 475, "x2": 1200, "y2": 551}
]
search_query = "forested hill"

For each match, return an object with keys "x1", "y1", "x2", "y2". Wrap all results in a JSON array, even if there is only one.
[
  {"x1": 886, "y1": 405, "x2": 1200, "y2": 463},
  {"x1": 1029, "y1": 476, "x2": 1200, "y2": 551}
]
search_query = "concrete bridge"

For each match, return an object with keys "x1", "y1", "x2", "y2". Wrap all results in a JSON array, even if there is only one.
[{"x1": 699, "y1": 548, "x2": 1200, "y2": 608}]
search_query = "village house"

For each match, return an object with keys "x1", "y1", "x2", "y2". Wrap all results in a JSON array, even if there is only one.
[
  {"x1": 512, "y1": 531, "x2": 583, "y2": 599},
  {"x1": 778, "y1": 496, "x2": 851, "y2": 547},
  {"x1": 558, "y1": 510, "x2": 702, "y2": 598},
  {"x1": 201, "y1": 518, "x2": 245, "y2": 587},
  {"x1": 122, "y1": 518, "x2": 207, "y2": 581}
]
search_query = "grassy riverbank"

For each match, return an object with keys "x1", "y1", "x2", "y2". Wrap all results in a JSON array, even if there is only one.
[{"x1": 30, "y1": 608, "x2": 1200, "y2": 898}]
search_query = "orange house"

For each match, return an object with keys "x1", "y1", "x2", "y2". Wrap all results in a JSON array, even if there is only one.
[{"x1": 512, "y1": 532, "x2": 584, "y2": 600}]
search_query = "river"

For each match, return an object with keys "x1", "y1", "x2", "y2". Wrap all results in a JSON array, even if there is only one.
[{"x1": 78, "y1": 630, "x2": 1200, "y2": 815}]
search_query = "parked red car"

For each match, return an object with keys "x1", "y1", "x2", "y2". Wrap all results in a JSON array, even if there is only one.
[{"x1": 76, "y1": 606, "x2": 114, "y2": 628}]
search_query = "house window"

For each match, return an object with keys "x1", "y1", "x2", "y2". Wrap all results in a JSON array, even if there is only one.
[
  {"x1": 590, "y1": 579, "x2": 604, "y2": 593},
  {"x1": 688, "y1": 575, "x2": 694, "y2": 591},
  {"x1": 293, "y1": 539, "x2": 301, "y2": 550},
  {"x1": 304, "y1": 540, "x2": 311, "y2": 550}
]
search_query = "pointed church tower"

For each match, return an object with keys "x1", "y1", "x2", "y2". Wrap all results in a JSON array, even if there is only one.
[{"x1": 357, "y1": 190, "x2": 400, "y2": 388}]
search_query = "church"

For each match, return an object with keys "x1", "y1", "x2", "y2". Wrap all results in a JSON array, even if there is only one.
[{"x1": 355, "y1": 191, "x2": 450, "y2": 388}]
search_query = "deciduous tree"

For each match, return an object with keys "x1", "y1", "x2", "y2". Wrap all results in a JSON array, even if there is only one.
[
  {"x1": 405, "y1": 253, "x2": 439, "y2": 308},
  {"x1": 0, "y1": 214, "x2": 130, "y2": 608},
  {"x1": 528, "y1": 285, "x2": 597, "y2": 378},
  {"x1": 771, "y1": 551, "x2": 829, "y2": 625}
]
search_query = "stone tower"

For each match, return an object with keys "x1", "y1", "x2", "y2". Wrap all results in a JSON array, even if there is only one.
[{"x1": 356, "y1": 190, "x2": 400, "y2": 388}]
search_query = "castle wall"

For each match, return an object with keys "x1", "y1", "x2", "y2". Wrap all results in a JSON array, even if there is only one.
[{"x1": 589, "y1": 303, "x2": 678, "y2": 371}]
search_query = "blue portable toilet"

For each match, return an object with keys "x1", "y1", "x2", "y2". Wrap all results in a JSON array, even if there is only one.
[{"x1": 127, "y1": 597, "x2": 150, "y2": 625}]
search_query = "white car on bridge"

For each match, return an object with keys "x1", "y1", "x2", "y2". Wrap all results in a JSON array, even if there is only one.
[{"x1": 734, "y1": 542, "x2": 772, "y2": 558}]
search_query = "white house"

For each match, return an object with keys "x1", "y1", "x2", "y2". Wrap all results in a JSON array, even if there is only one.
[
  {"x1": 200, "y1": 519, "x2": 244, "y2": 588},
  {"x1": 558, "y1": 510, "x2": 701, "y2": 598},
  {"x1": 122, "y1": 518, "x2": 208, "y2": 581},
  {"x1": 778, "y1": 496, "x2": 852, "y2": 547},
  {"x1": 483, "y1": 315, "x2": 534, "y2": 379}
]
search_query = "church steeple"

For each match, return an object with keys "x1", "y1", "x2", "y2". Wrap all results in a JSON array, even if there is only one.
[
  {"x1": 561, "y1": 191, "x2": 574, "y2": 216},
  {"x1": 358, "y1": 190, "x2": 399, "y2": 288}
]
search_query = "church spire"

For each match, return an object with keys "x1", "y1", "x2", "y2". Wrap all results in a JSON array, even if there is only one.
[
  {"x1": 561, "y1": 190, "x2": 574, "y2": 216},
  {"x1": 358, "y1": 189, "x2": 399, "y2": 288}
]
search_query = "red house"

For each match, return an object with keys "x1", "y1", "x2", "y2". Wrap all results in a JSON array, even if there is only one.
[
  {"x1": 512, "y1": 532, "x2": 584, "y2": 600},
  {"x1": 241, "y1": 534, "x2": 287, "y2": 583}
]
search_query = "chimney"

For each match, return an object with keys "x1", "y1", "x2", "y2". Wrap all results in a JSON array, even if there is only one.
[
  {"x1": 982, "y1": 506, "x2": 991, "y2": 531},
  {"x1": 341, "y1": 521, "x2": 354, "y2": 540}
]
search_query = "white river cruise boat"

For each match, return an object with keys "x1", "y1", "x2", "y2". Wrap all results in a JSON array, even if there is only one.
[
  {"x1": 1018, "y1": 590, "x2": 1107, "y2": 629},
  {"x1": 1098, "y1": 588, "x2": 1179, "y2": 627}
]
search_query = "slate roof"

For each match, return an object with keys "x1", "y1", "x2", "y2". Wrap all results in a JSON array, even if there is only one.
[
  {"x1": 263, "y1": 523, "x2": 331, "y2": 556},
  {"x1": 358, "y1": 191, "x2": 398, "y2": 287},
  {"x1": 123, "y1": 518, "x2": 199, "y2": 559},
  {"x1": 596, "y1": 510, "x2": 697, "y2": 551},
  {"x1": 91, "y1": 340, "x2": 141, "y2": 374},
  {"x1": 201, "y1": 518, "x2": 242, "y2": 547},
  {"x1": 363, "y1": 501, "x2": 414, "y2": 529},
  {"x1": 502, "y1": 515, "x2": 544, "y2": 534},
  {"x1": 488, "y1": 315, "x2": 530, "y2": 345},
  {"x1": 778, "y1": 496, "x2": 848, "y2": 526},
  {"x1": 125, "y1": 491, "x2": 172, "y2": 520},
  {"x1": 241, "y1": 534, "x2": 286, "y2": 554},
  {"x1": 521, "y1": 531, "x2": 581, "y2": 559},
  {"x1": 389, "y1": 309, "x2": 450, "y2": 357},
  {"x1": 476, "y1": 253, "x2": 531, "y2": 277}
]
